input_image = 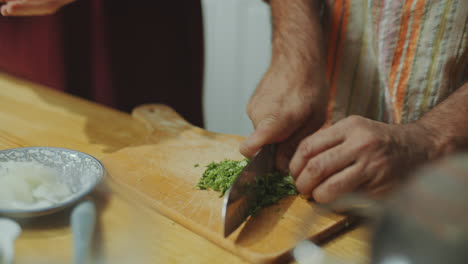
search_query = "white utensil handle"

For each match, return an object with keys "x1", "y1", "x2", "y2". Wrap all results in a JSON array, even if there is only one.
[
  {"x1": 0, "y1": 238, "x2": 14, "y2": 264},
  {"x1": 71, "y1": 201, "x2": 96, "y2": 264},
  {"x1": 0, "y1": 218, "x2": 21, "y2": 264}
]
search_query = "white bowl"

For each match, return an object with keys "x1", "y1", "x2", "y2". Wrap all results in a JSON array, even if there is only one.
[{"x1": 0, "y1": 147, "x2": 105, "y2": 218}]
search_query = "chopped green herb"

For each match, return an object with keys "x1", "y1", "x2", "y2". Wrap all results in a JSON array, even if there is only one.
[
  {"x1": 247, "y1": 170, "x2": 297, "y2": 216},
  {"x1": 196, "y1": 159, "x2": 298, "y2": 216},
  {"x1": 196, "y1": 159, "x2": 248, "y2": 196},
  {"x1": 194, "y1": 164, "x2": 200, "y2": 168}
]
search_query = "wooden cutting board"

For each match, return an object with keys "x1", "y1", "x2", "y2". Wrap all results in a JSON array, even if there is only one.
[{"x1": 102, "y1": 104, "x2": 351, "y2": 263}]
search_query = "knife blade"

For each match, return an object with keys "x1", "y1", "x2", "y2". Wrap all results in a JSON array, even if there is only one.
[{"x1": 222, "y1": 144, "x2": 277, "y2": 237}]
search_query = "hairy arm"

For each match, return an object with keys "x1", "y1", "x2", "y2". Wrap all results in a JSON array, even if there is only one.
[
  {"x1": 418, "y1": 82, "x2": 468, "y2": 155},
  {"x1": 241, "y1": 0, "x2": 328, "y2": 171},
  {"x1": 269, "y1": 0, "x2": 325, "y2": 77}
]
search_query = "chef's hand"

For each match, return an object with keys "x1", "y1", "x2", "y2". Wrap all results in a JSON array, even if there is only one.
[
  {"x1": 240, "y1": 0, "x2": 327, "y2": 171},
  {"x1": 289, "y1": 115, "x2": 439, "y2": 203},
  {"x1": 239, "y1": 64, "x2": 328, "y2": 171},
  {"x1": 0, "y1": 0, "x2": 75, "y2": 16}
]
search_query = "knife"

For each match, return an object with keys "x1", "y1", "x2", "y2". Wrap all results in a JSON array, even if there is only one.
[{"x1": 222, "y1": 144, "x2": 277, "y2": 237}]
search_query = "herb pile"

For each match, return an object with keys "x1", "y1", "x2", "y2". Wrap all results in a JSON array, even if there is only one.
[
  {"x1": 196, "y1": 159, "x2": 248, "y2": 196},
  {"x1": 247, "y1": 169, "x2": 298, "y2": 215},
  {"x1": 196, "y1": 159, "x2": 298, "y2": 215}
]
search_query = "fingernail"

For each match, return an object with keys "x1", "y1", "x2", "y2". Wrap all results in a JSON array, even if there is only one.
[
  {"x1": 240, "y1": 140, "x2": 253, "y2": 156},
  {"x1": 240, "y1": 133, "x2": 261, "y2": 158},
  {"x1": 243, "y1": 135, "x2": 256, "y2": 149},
  {"x1": 243, "y1": 132, "x2": 257, "y2": 147}
]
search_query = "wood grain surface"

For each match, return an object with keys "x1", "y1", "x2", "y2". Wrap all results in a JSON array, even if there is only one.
[
  {"x1": 102, "y1": 104, "x2": 354, "y2": 263},
  {"x1": 0, "y1": 72, "x2": 370, "y2": 264}
]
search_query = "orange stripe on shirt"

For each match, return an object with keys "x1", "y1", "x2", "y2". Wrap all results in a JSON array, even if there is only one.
[
  {"x1": 387, "y1": 0, "x2": 415, "y2": 100},
  {"x1": 325, "y1": 0, "x2": 344, "y2": 82},
  {"x1": 393, "y1": 0, "x2": 427, "y2": 123},
  {"x1": 326, "y1": 0, "x2": 350, "y2": 124}
]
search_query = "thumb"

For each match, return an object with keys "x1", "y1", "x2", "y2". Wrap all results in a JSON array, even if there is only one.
[{"x1": 240, "y1": 116, "x2": 298, "y2": 158}]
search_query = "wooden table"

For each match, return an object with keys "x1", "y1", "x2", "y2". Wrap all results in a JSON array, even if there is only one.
[{"x1": 0, "y1": 72, "x2": 370, "y2": 263}]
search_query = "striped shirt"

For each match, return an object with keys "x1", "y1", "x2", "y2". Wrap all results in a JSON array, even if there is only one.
[{"x1": 323, "y1": 0, "x2": 467, "y2": 124}]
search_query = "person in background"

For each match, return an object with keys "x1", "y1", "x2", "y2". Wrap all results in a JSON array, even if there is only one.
[
  {"x1": 0, "y1": 0, "x2": 74, "y2": 15},
  {"x1": 0, "y1": 0, "x2": 204, "y2": 127},
  {"x1": 240, "y1": 0, "x2": 468, "y2": 203}
]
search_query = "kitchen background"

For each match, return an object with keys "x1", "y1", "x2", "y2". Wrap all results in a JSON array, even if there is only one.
[
  {"x1": 202, "y1": 0, "x2": 271, "y2": 136},
  {"x1": 0, "y1": 0, "x2": 272, "y2": 137}
]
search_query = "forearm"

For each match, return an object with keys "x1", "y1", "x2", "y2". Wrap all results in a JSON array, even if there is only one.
[
  {"x1": 241, "y1": 0, "x2": 328, "y2": 159},
  {"x1": 268, "y1": 0, "x2": 326, "y2": 81},
  {"x1": 417, "y1": 83, "x2": 468, "y2": 157}
]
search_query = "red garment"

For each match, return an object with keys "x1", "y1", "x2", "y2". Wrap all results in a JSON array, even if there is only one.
[
  {"x1": 0, "y1": 1, "x2": 204, "y2": 127},
  {"x1": 0, "y1": 14, "x2": 65, "y2": 91}
]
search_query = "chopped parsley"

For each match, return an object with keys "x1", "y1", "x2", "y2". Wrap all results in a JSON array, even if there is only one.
[
  {"x1": 196, "y1": 159, "x2": 298, "y2": 215},
  {"x1": 196, "y1": 159, "x2": 248, "y2": 196},
  {"x1": 247, "y1": 170, "x2": 298, "y2": 215}
]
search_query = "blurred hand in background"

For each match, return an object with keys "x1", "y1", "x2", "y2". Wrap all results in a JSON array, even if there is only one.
[{"x1": 0, "y1": 0, "x2": 75, "y2": 16}]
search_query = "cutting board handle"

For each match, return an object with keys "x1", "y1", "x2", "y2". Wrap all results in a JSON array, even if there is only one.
[
  {"x1": 132, "y1": 104, "x2": 245, "y2": 144},
  {"x1": 132, "y1": 104, "x2": 193, "y2": 134}
]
